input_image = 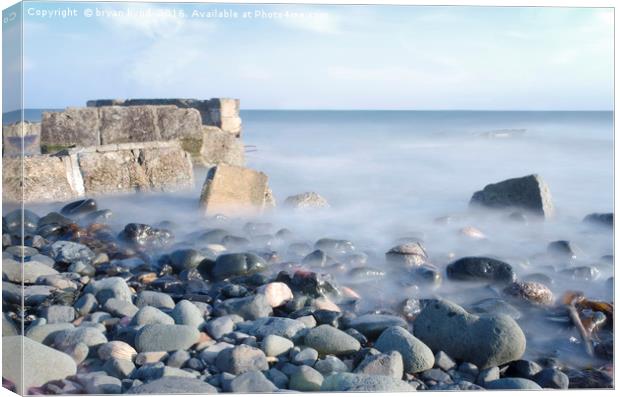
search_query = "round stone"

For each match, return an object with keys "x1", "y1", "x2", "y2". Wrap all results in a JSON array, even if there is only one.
[
  {"x1": 375, "y1": 326, "x2": 434, "y2": 373},
  {"x1": 134, "y1": 324, "x2": 199, "y2": 352},
  {"x1": 304, "y1": 324, "x2": 361, "y2": 355}
]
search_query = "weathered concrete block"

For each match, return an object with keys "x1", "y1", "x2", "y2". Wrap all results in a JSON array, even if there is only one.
[
  {"x1": 199, "y1": 164, "x2": 270, "y2": 217},
  {"x1": 74, "y1": 142, "x2": 194, "y2": 195},
  {"x1": 41, "y1": 107, "x2": 100, "y2": 147},
  {"x1": 2, "y1": 122, "x2": 41, "y2": 156},
  {"x1": 199, "y1": 126, "x2": 245, "y2": 167},
  {"x1": 3, "y1": 154, "x2": 83, "y2": 203},
  {"x1": 2, "y1": 142, "x2": 193, "y2": 203},
  {"x1": 98, "y1": 106, "x2": 160, "y2": 145}
]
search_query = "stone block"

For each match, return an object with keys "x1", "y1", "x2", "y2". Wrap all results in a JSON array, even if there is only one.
[
  {"x1": 41, "y1": 107, "x2": 100, "y2": 147},
  {"x1": 199, "y1": 164, "x2": 270, "y2": 217},
  {"x1": 199, "y1": 126, "x2": 245, "y2": 167}
]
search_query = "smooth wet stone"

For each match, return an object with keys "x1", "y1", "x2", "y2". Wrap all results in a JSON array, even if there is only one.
[
  {"x1": 127, "y1": 376, "x2": 218, "y2": 393},
  {"x1": 375, "y1": 326, "x2": 433, "y2": 373},
  {"x1": 547, "y1": 240, "x2": 580, "y2": 259},
  {"x1": 346, "y1": 314, "x2": 407, "y2": 338},
  {"x1": 421, "y1": 368, "x2": 452, "y2": 383},
  {"x1": 135, "y1": 290, "x2": 175, "y2": 310},
  {"x1": 166, "y1": 350, "x2": 191, "y2": 368},
  {"x1": 215, "y1": 344, "x2": 269, "y2": 374},
  {"x1": 134, "y1": 324, "x2": 199, "y2": 352},
  {"x1": 532, "y1": 368, "x2": 569, "y2": 389},
  {"x1": 49, "y1": 240, "x2": 95, "y2": 267},
  {"x1": 314, "y1": 238, "x2": 355, "y2": 255},
  {"x1": 470, "y1": 298, "x2": 522, "y2": 320},
  {"x1": 355, "y1": 351, "x2": 404, "y2": 379},
  {"x1": 237, "y1": 316, "x2": 307, "y2": 339},
  {"x1": 261, "y1": 334, "x2": 294, "y2": 356},
  {"x1": 385, "y1": 242, "x2": 428, "y2": 267},
  {"x1": 206, "y1": 315, "x2": 235, "y2": 339},
  {"x1": 5, "y1": 209, "x2": 39, "y2": 236},
  {"x1": 485, "y1": 377, "x2": 542, "y2": 390},
  {"x1": 302, "y1": 249, "x2": 329, "y2": 267},
  {"x1": 84, "y1": 277, "x2": 133, "y2": 304},
  {"x1": 257, "y1": 282, "x2": 294, "y2": 308},
  {"x1": 230, "y1": 370, "x2": 278, "y2": 392},
  {"x1": 25, "y1": 323, "x2": 74, "y2": 345},
  {"x1": 583, "y1": 212, "x2": 613, "y2": 227},
  {"x1": 221, "y1": 294, "x2": 272, "y2": 320},
  {"x1": 2, "y1": 336, "x2": 77, "y2": 394},
  {"x1": 61, "y1": 199, "x2": 97, "y2": 217},
  {"x1": 321, "y1": 372, "x2": 416, "y2": 391},
  {"x1": 211, "y1": 253, "x2": 268, "y2": 280},
  {"x1": 293, "y1": 347, "x2": 319, "y2": 366},
  {"x1": 304, "y1": 324, "x2": 361, "y2": 355},
  {"x1": 118, "y1": 223, "x2": 174, "y2": 249},
  {"x1": 40, "y1": 305, "x2": 75, "y2": 324},
  {"x1": 103, "y1": 298, "x2": 139, "y2": 318},
  {"x1": 169, "y1": 249, "x2": 205, "y2": 272},
  {"x1": 198, "y1": 341, "x2": 235, "y2": 363},
  {"x1": 103, "y1": 357, "x2": 136, "y2": 379},
  {"x1": 2, "y1": 257, "x2": 59, "y2": 283},
  {"x1": 82, "y1": 209, "x2": 113, "y2": 224},
  {"x1": 561, "y1": 266, "x2": 600, "y2": 281},
  {"x1": 170, "y1": 300, "x2": 205, "y2": 328},
  {"x1": 413, "y1": 299, "x2": 526, "y2": 369},
  {"x1": 503, "y1": 281, "x2": 554, "y2": 306},
  {"x1": 289, "y1": 365, "x2": 324, "y2": 391},
  {"x1": 131, "y1": 306, "x2": 175, "y2": 326},
  {"x1": 447, "y1": 257, "x2": 516, "y2": 284},
  {"x1": 53, "y1": 326, "x2": 107, "y2": 350}
]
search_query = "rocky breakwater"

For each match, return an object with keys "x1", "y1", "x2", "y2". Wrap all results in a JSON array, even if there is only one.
[
  {"x1": 2, "y1": 141, "x2": 193, "y2": 203},
  {"x1": 2, "y1": 121, "x2": 41, "y2": 156},
  {"x1": 40, "y1": 103, "x2": 244, "y2": 167},
  {"x1": 87, "y1": 98, "x2": 243, "y2": 137}
]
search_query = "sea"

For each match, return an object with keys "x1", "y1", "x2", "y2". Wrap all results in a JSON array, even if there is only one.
[{"x1": 3, "y1": 109, "x2": 614, "y2": 367}]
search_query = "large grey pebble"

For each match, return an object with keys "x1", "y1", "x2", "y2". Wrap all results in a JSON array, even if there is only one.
[
  {"x1": 131, "y1": 306, "x2": 175, "y2": 326},
  {"x1": 171, "y1": 300, "x2": 205, "y2": 328},
  {"x1": 74, "y1": 293, "x2": 98, "y2": 316},
  {"x1": 127, "y1": 376, "x2": 217, "y2": 393},
  {"x1": 134, "y1": 324, "x2": 199, "y2": 352},
  {"x1": 230, "y1": 370, "x2": 278, "y2": 392},
  {"x1": 40, "y1": 305, "x2": 75, "y2": 324},
  {"x1": 355, "y1": 350, "x2": 404, "y2": 379},
  {"x1": 289, "y1": 365, "x2": 324, "y2": 391},
  {"x1": 485, "y1": 377, "x2": 542, "y2": 390},
  {"x1": 25, "y1": 323, "x2": 74, "y2": 345},
  {"x1": 205, "y1": 315, "x2": 234, "y2": 339},
  {"x1": 236, "y1": 316, "x2": 306, "y2": 339},
  {"x1": 53, "y1": 327, "x2": 107, "y2": 350},
  {"x1": 375, "y1": 326, "x2": 434, "y2": 373},
  {"x1": 346, "y1": 314, "x2": 407, "y2": 338},
  {"x1": 413, "y1": 299, "x2": 526, "y2": 368},
  {"x1": 321, "y1": 373, "x2": 416, "y2": 391},
  {"x1": 262, "y1": 334, "x2": 294, "y2": 357},
  {"x1": 2, "y1": 336, "x2": 77, "y2": 394},
  {"x1": 83, "y1": 374, "x2": 122, "y2": 394},
  {"x1": 314, "y1": 355, "x2": 349, "y2": 375},
  {"x1": 84, "y1": 277, "x2": 132, "y2": 304},
  {"x1": 221, "y1": 294, "x2": 272, "y2": 320},
  {"x1": 215, "y1": 344, "x2": 268, "y2": 374},
  {"x1": 2, "y1": 258, "x2": 58, "y2": 283},
  {"x1": 49, "y1": 240, "x2": 95, "y2": 267},
  {"x1": 304, "y1": 324, "x2": 361, "y2": 355},
  {"x1": 135, "y1": 290, "x2": 175, "y2": 310},
  {"x1": 103, "y1": 298, "x2": 139, "y2": 317}
]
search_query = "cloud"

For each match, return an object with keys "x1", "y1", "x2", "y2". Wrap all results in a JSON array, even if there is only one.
[
  {"x1": 101, "y1": 3, "x2": 185, "y2": 39},
  {"x1": 274, "y1": 8, "x2": 341, "y2": 34}
]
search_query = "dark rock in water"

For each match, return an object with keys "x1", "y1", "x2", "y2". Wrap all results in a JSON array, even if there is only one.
[
  {"x1": 345, "y1": 314, "x2": 407, "y2": 339},
  {"x1": 313, "y1": 309, "x2": 342, "y2": 327},
  {"x1": 302, "y1": 249, "x2": 329, "y2": 267},
  {"x1": 506, "y1": 359, "x2": 543, "y2": 379},
  {"x1": 49, "y1": 240, "x2": 95, "y2": 268},
  {"x1": 564, "y1": 368, "x2": 613, "y2": 388},
  {"x1": 508, "y1": 211, "x2": 528, "y2": 223},
  {"x1": 118, "y1": 223, "x2": 173, "y2": 249},
  {"x1": 547, "y1": 240, "x2": 580, "y2": 259},
  {"x1": 215, "y1": 344, "x2": 269, "y2": 374},
  {"x1": 409, "y1": 265, "x2": 442, "y2": 286},
  {"x1": 533, "y1": 368, "x2": 569, "y2": 389},
  {"x1": 82, "y1": 209, "x2": 113, "y2": 225},
  {"x1": 447, "y1": 257, "x2": 516, "y2": 284},
  {"x1": 127, "y1": 377, "x2": 217, "y2": 394},
  {"x1": 169, "y1": 249, "x2": 205, "y2": 273},
  {"x1": 279, "y1": 270, "x2": 338, "y2": 297},
  {"x1": 275, "y1": 228, "x2": 294, "y2": 240},
  {"x1": 314, "y1": 238, "x2": 355, "y2": 255},
  {"x1": 484, "y1": 377, "x2": 542, "y2": 390},
  {"x1": 413, "y1": 299, "x2": 526, "y2": 369},
  {"x1": 522, "y1": 273, "x2": 554, "y2": 285},
  {"x1": 469, "y1": 174, "x2": 554, "y2": 218},
  {"x1": 583, "y1": 213, "x2": 613, "y2": 228},
  {"x1": 222, "y1": 235, "x2": 251, "y2": 249},
  {"x1": 503, "y1": 281, "x2": 554, "y2": 306},
  {"x1": 61, "y1": 199, "x2": 97, "y2": 217},
  {"x1": 4, "y1": 209, "x2": 39, "y2": 237},
  {"x1": 212, "y1": 253, "x2": 268, "y2": 280}
]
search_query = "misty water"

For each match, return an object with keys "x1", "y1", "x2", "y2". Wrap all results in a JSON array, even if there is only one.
[{"x1": 12, "y1": 110, "x2": 614, "y2": 369}]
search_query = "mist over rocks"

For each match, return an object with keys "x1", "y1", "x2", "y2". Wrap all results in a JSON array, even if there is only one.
[
  {"x1": 469, "y1": 174, "x2": 555, "y2": 218},
  {"x1": 283, "y1": 192, "x2": 330, "y2": 210}
]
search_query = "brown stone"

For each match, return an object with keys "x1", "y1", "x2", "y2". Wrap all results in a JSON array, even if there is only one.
[
  {"x1": 199, "y1": 126, "x2": 245, "y2": 166},
  {"x1": 199, "y1": 164, "x2": 270, "y2": 217},
  {"x1": 41, "y1": 107, "x2": 100, "y2": 147}
]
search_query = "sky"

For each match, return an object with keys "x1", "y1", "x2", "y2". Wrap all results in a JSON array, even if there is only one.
[{"x1": 3, "y1": 1, "x2": 615, "y2": 111}]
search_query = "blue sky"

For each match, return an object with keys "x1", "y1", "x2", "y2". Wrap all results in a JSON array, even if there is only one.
[{"x1": 5, "y1": 2, "x2": 615, "y2": 110}]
